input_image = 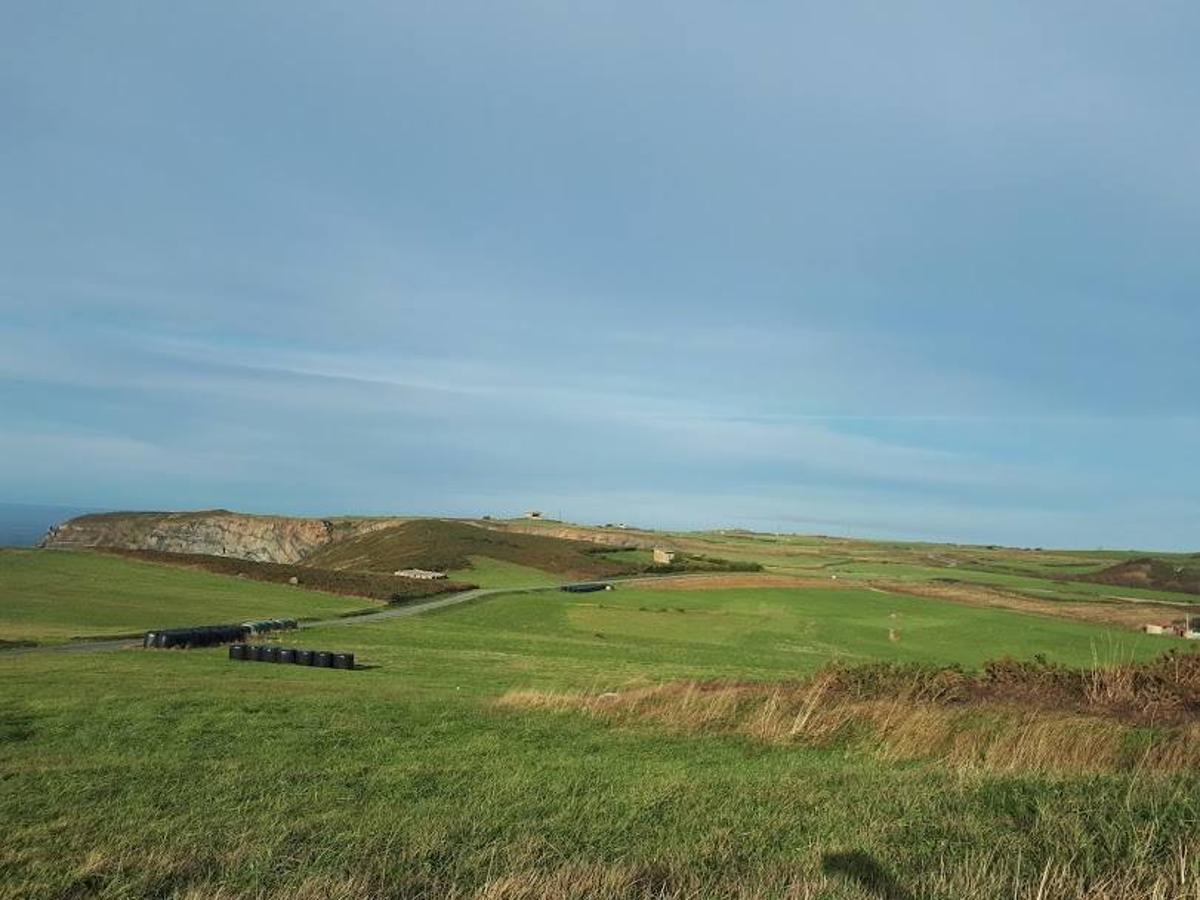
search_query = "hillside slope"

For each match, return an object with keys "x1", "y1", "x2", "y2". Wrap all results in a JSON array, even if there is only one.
[
  {"x1": 0, "y1": 549, "x2": 371, "y2": 643},
  {"x1": 304, "y1": 519, "x2": 638, "y2": 579},
  {"x1": 1084, "y1": 557, "x2": 1200, "y2": 596},
  {"x1": 99, "y1": 548, "x2": 473, "y2": 603}
]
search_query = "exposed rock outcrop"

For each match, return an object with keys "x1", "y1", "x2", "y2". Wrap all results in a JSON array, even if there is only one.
[
  {"x1": 40, "y1": 510, "x2": 393, "y2": 564},
  {"x1": 483, "y1": 520, "x2": 653, "y2": 549}
]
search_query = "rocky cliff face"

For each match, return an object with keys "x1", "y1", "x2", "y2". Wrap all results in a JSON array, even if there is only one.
[
  {"x1": 40, "y1": 510, "x2": 391, "y2": 564},
  {"x1": 484, "y1": 520, "x2": 653, "y2": 549}
]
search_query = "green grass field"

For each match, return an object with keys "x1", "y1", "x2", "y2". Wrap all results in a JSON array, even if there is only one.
[
  {"x1": 3, "y1": 549, "x2": 1199, "y2": 897},
  {"x1": 446, "y1": 555, "x2": 565, "y2": 589},
  {"x1": 0, "y1": 550, "x2": 375, "y2": 643},
  {"x1": 329, "y1": 583, "x2": 1173, "y2": 695},
  {"x1": 815, "y1": 558, "x2": 1200, "y2": 605}
]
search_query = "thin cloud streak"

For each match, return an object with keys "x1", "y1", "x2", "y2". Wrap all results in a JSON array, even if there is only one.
[{"x1": 2, "y1": 2, "x2": 1198, "y2": 549}]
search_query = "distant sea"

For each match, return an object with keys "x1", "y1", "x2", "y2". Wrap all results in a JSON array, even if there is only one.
[{"x1": 0, "y1": 503, "x2": 103, "y2": 547}]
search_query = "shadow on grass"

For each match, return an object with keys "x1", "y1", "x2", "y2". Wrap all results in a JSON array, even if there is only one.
[{"x1": 822, "y1": 851, "x2": 914, "y2": 900}]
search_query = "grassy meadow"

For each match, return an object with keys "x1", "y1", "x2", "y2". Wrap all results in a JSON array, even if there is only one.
[
  {"x1": 2, "y1": 543, "x2": 1199, "y2": 898},
  {"x1": 446, "y1": 555, "x2": 566, "y2": 590},
  {"x1": 0, "y1": 550, "x2": 375, "y2": 644}
]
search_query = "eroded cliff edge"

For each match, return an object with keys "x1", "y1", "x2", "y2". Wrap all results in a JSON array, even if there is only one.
[{"x1": 40, "y1": 510, "x2": 394, "y2": 563}]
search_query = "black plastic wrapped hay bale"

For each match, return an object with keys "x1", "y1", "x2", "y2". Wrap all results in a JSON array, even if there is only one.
[
  {"x1": 229, "y1": 643, "x2": 247, "y2": 661},
  {"x1": 143, "y1": 631, "x2": 158, "y2": 649},
  {"x1": 162, "y1": 630, "x2": 188, "y2": 649},
  {"x1": 262, "y1": 646, "x2": 280, "y2": 663},
  {"x1": 294, "y1": 649, "x2": 314, "y2": 666},
  {"x1": 313, "y1": 651, "x2": 333, "y2": 668},
  {"x1": 245, "y1": 645, "x2": 264, "y2": 662},
  {"x1": 332, "y1": 652, "x2": 355, "y2": 670},
  {"x1": 278, "y1": 649, "x2": 296, "y2": 665}
]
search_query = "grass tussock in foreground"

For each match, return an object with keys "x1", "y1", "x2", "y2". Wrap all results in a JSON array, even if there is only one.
[
  {"x1": 55, "y1": 843, "x2": 1200, "y2": 900},
  {"x1": 500, "y1": 651, "x2": 1200, "y2": 776}
]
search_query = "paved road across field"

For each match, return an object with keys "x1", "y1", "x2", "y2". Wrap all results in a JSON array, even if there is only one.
[
  {"x1": 2, "y1": 584, "x2": 543, "y2": 656},
  {"x1": 1, "y1": 571, "x2": 767, "y2": 657}
]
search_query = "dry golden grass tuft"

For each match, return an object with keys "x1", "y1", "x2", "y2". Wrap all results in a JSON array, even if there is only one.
[{"x1": 499, "y1": 654, "x2": 1200, "y2": 776}]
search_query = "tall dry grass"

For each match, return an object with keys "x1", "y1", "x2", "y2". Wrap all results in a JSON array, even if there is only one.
[{"x1": 499, "y1": 653, "x2": 1200, "y2": 776}]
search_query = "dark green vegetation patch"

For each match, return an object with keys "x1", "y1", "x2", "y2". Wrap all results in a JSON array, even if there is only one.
[
  {"x1": 1084, "y1": 556, "x2": 1200, "y2": 596},
  {"x1": 100, "y1": 547, "x2": 474, "y2": 603},
  {"x1": 304, "y1": 519, "x2": 640, "y2": 579}
]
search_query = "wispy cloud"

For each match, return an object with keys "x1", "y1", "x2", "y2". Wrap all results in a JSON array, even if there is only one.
[{"x1": 2, "y1": 2, "x2": 1198, "y2": 548}]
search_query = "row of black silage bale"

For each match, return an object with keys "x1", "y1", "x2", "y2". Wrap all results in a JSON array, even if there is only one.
[
  {"x1": 143, "y1": 623, "x2": 249, "y2": 649},
  {"x1": 229, "y1": 644, "x2": 354, "y2": 670},
  {"x1": 143, "y1": 618, "x2": 303, "y2": 649},
  {"x1": 240, "y1": 618, "x2": 298, "y2": 636}
]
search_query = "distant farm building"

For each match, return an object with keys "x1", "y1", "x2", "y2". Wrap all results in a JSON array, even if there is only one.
[
  {"x1": 394, "y1": 568, "x2": 447, "y2": 580},
  {"x1": 525, "y1": 510, "x2": 543, "y2": 519},
  {"x1": 653, "y1": 548, "x2": 677, "y2": 565},
  {"x1": 1143, "y1": 621, "x2": 1200, "y2": 639}
]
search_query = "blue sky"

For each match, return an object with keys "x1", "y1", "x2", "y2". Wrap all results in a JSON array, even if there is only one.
[{"x1": 2, "y1": 2, "x2": 1197, "y2": 549}]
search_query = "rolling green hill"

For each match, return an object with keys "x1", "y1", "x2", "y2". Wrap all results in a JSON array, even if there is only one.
[
  {"x1": 303, "y1": 518, "x2": 637, "y2": 580},
  {"x1": 0, "y1": 550, "x2": 374, "y2": 643},
  {"x1": 5, "y1": 523, "x2": 1200, "y2": 897},
  {"x1": 1085, "y1": 556, "x2": 1200, "y2": 596},
  {"x1": 3, "y1": 559, "x2": 1198, "y2": 898}
]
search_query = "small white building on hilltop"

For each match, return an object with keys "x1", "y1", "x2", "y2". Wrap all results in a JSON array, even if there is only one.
[
  {"x1": 394, "y1": 569, "x2": 447, "y2": 580},
  {"x1": 653, "y1": 548, "x2": 677, "y2": 565}
]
